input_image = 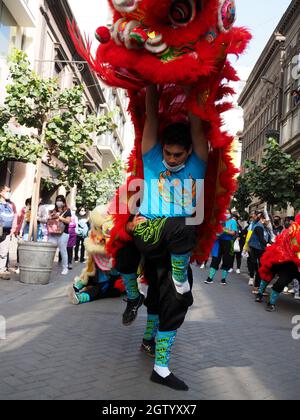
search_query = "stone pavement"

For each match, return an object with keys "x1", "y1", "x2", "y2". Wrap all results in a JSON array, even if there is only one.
[{"x1": 0, "y1": 259, "x2": 300, "y2": 401}]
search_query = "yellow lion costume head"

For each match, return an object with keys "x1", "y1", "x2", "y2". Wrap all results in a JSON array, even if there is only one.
[{"x1": 76, "y1": 205, "x2": 114, "y2": 285}]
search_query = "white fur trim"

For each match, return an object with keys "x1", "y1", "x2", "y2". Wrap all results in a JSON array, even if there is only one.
[{"x1": 112, "y1": 0, "x2": 140, "y2": 14}]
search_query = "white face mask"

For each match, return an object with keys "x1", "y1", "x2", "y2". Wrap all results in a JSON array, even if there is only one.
[
  {"x1": 56, "y1": 201, "x2": 64, "y2": 209},
  {"x1": 3, "y1": 192, "x2": 11, "y2": 200},
  {"x1": 79, "y1": 211, "x2": 86, "y2": 216},
  {"x1": 162, "y1": 160, "x2": 186, "y2": 173}
]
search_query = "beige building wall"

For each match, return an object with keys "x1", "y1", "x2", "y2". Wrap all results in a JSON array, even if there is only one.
[
  {"x1": 0, "y1": 0, "x2": 38, "y2": 213},
  {"x1": 9, "y1": 163, "x2": 36, "y2": 211}
]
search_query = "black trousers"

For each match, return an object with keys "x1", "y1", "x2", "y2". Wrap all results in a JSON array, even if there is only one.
[
  {"x1": 144, "y1": 258, "x2": 193, "y2": 332},
  {"x1": 249, "y1": 247, "x2": 265, "y2": 287},
  {"x1": 211, "y1": 239, "x2": 234, "y2": 272},
  {"x1": 247, "y1": 255, "x2": 255, "y2": 278},
  {"x1": 84, "y1": 273, "x2": 123, "y2": 301},
  {"x1": 75, "y1": 236, "x2": 85, "y2": 262},
  {"x1": 272, "y1": 262, "x2": 300, "y2": 294},
  {"x1": 115, "y1": 241, "x2": 142, "y2": 274},
  {"x1": 133, "y1": 217, "x2": 197, "y2": 259},
  {"x1": 67, "y1": 247, "x2": 73, "y2": 265},
  {"x1": 232, "y1": 252, "x2": 242, "y2": 270},
  {"x1": 116, "y1": 217, "x2": 197, "y2": 332}
]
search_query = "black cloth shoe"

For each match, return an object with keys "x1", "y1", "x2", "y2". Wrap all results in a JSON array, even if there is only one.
[
  {"x1": 205, "y1": 278, "x2": 214, "y2": 284},
  {"x1": 122, "y1": 293, "x2": 144, "y2": 326},
  {"x1": 220, "y1": 279, "x2": 227, "y2": 286},
  {"x1": 150, "y1": 370, "x2": 189, "y2": 391},
  {"x1": 140, "y1": 339, "x2": 155, "y2": 358},
  {"x1": 266, "y1": 303, "x2": 276, "y2": 312},
  {"x1": 255, "y1": 293, "x2": 264, "y2": 303}
]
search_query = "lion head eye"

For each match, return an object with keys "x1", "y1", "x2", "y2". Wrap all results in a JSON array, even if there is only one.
[
  {"x1": 169, "y1": 0, "x2": 200, "y2": 27},
  {"x1": 218, "y1": 0, "x2": 236, "y2": 33}
]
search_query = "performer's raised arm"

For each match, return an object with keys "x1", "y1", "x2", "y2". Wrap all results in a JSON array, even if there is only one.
[
  {"x1": 189, "y1": 112, "x2": 209, "y2": 163},
  {"x1": 183, "y1": 85, "x2": 208, "y2": 162},
  {"x1": 142, "y1": 85, "x2": 159, "y2": 155}
]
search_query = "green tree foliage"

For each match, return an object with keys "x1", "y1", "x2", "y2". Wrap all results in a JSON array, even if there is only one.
[
  {"x1": 76, "y1": 159, "x2": 126, "y2": 210},
  {"x1": 232, "y1": 175, "x2": 252, "y2": 220},
  {"x1": 239, "y1": 137, "x2": 300, "y2": 213},
  {"x1": 0, "y1": 49, "x2": 116, "y2": 188}
]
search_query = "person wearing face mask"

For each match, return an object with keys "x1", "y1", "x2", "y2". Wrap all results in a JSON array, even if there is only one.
[
  {"x1": 16, "y1": 198, "x2": 32, "y2": 240},
  {"x1": 205, "y1": 210, "x2": 238, "y2": 286},
  {"x1": 248, "y1": 212, "x2": 271, "y2": 294},
  {"x1": 74, "y1": 208, "x2": 89, "y2": 263},
  {"x1": 47, "y1": 195, "x2": 71, "y2": 275},
  {"x1": 122, "y1": 85, "x2": 208, "y2": 391},
  {"x1": 273, "y1": 216, "x2": 283, "y2": 237},
  {"x1": 0, "y1": 185, "x2": 17, "y2": 280},
  {"x1": 66, "y1": 209, "x2": 78, "y2": 270},
  {"x1": 37, "y1": 198, "x2": 53, "y2": 242},
  {"x1": 284, "y1": 217, "x2": 293, "y2": 230}
]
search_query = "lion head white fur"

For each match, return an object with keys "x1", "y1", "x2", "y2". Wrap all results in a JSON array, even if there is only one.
[{"x1": 84, "y1": 205, "x2": 113, "y2": 256}]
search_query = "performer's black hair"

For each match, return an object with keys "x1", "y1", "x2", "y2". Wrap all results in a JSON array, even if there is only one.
[{"x1": 162, "y1": 122, "x2": 192, "y2": 151}]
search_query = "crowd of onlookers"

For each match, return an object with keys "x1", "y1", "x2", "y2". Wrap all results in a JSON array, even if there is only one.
[
  {"x1": 0, "y1": 184, "x2": 90, "y2": 280},
  {"x1": 1, "y1": 182, "x2": 299, "y2": 300},
  {"x1": 198, "y1": 209, "x2": 299, "y2": 299}
]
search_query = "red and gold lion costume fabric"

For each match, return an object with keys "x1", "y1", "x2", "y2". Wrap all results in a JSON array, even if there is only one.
[
  {"x1": 69, "y1": 0, "x2": 251, "y2": 262},
  {"x1": 259, "y1": 215, "x2": 300, "y2": 282}
]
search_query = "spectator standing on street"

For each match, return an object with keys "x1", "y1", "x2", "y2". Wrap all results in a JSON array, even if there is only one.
[
  {"x1": 75, "y1": 208, "x2": 89, "y2": 263},
  {"x1": 243, "y1": 212, "x2": 259, "y2": 287},
  {"x1": 0, "y1": 185, "x2": 17, "y2": 280},
  {"x1": 284, "y1": 217, "x2": 293, "y2": 230},
  {"x1": 242, "y1": 215, "x2": 255, "y2": 287},
  {"x1": 67, "y1": 209, "x2": 78, "y2": 270},
  {"x1": 37, "y1": 198, "x2": 53, "y2": 242},
  {"x1": 230, "y1": 213, "x2": 243, "y2": 274},
  {"x1": 273, "y1": 216, "x2": 283, "y2": 237},
  {"x1": 16, "y1": 198, "x2": 31, "y2": 239},
  {"x1": 248, "y1": 212, "x2": 271, "y2": 294},
  {"x1": 17, "y1": 198, "x2": 50, "y2": 242},
  {"x1": 205, "y1": 210, "x2": 238, "y2": 285},
  {"x1": 48, "y1": 195, "x2": 71, "y2": 275},
  {"x1": 20, "y1": 198, "x2": 32, "y2": 241}
]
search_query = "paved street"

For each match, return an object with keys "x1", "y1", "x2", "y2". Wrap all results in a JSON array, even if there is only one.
[{"x1": 0, "y1": 259, "x2": 300, "y2": 401}]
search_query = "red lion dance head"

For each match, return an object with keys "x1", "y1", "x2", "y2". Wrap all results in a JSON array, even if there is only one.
[
  {"x1": 69, "y1": 0, "x2": 251, "y2": 261},
  {"x1": 259, "y1": 214, "x2": 300, "y2": 282}
]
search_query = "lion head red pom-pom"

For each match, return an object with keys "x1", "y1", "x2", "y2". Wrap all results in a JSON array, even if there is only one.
[
  {"x1": 296, "y1": 214, "x2": 300, "y2": 224},
  {"x1": 95, "y1": 27, "x2": 111, "y2": 44}
]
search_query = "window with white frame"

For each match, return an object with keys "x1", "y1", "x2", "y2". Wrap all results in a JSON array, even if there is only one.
[{"x1": 0, "y1": 0, "x2": 17, "y2": 57}]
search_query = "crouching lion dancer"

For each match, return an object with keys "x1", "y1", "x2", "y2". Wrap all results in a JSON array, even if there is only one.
[
  {"x1": 67, "y1": 206, "x2": 127, "y2": 304},
  {"x1": 255, "y1": 214, "x2": 300, "y2": 312}
]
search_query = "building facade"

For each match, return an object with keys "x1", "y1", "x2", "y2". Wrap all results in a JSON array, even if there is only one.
[
  {"x1": 239, "y1": 0, "x2": 300, "y2": 166},
  {"x1": 0, "y1": 0, "x2": 129, "y2": 211}
]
